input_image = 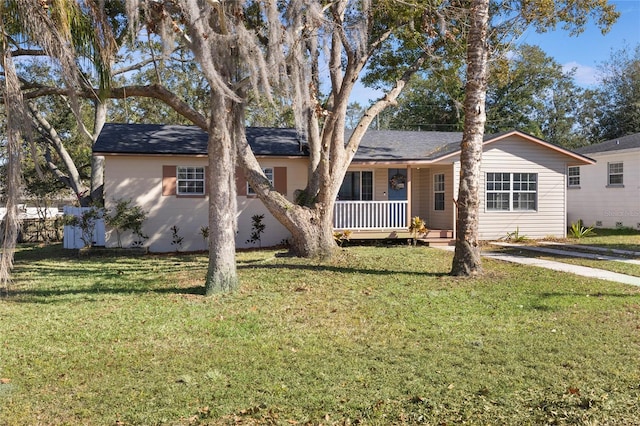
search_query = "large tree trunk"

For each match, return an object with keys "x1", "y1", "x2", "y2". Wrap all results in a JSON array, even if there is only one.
[
  {"x1": 89, "y1": 101, "x2": 107, "y2": 204},
  {"x1": 236, "y1": 134, "x2": 337, "y2": 259},
  {"x1": 204, "y1": 91, "x2": 238, "y2": 295},
  {"x1": 288, "y1": 209, "x2": 335, "y2": 258},
  {"x1": 0, "y1": 47, "x2": 26, "y2": 288},
  {"x1": 451, "y1": 0, "x2": 490, "y2": 276}
]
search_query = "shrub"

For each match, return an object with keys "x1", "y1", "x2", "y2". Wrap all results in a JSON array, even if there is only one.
[
  {"x1": 333, "y1": 230, "x2": 352, "y2": 247},
  {"x1": 105, "y1": 199, "x2": 148, "y2": 248},
  {"x1": 64, "y1": 207, "x2": 103, "y2": 248},
  {"x1": 505, "y1": 227, "x2": 528, "y2": 242},
  {"x1": 246, "y1": 214, "x2": 266, "y2": 247},
  {"x1": 170, "y1": 225, "x2": 184, "y2": 251},
  {"x1": 569, "y1": 220, "x2": 596, "y2": 239},
  {"x1": 408, "y1": 216, "x2": 427, "y2": 246}
]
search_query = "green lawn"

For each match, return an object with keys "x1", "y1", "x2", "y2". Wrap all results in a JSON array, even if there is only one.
[
  {"x1": 531, "y1": 255, "x2": 640, "y2": 277},
  {"x1": 567, "y1": 227, "x2": 640, "y2": 253},
  {"x1": 1, "y1": 244, "x2": 639, "y2": 425},
  {"x1": 486, "y1": 228, "x2": 640, "y2": 277}
]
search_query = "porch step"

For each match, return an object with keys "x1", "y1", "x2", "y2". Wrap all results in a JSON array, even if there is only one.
[
  {"x1": 423, "y1": 230, "x2": 453, "y2": 239},
  {"x1": 417, "y1": 230, "x2": 455, "y2": 247},
  {"x1": 339, "y1": 229, "x2": 454, "y2": 247},
  {"x1": 418, "y1": 238, "x2": 456, "y2": 247}
]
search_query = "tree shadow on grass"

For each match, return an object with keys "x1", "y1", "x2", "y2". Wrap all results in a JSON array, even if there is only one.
[
  {"x1": 525, "y1": 290, "x2": 640, "y2": 312},
  {"x1": 6, "y1": 247, "x2": 451, "y2": 304},
  {"x1": 3, "y1": 282, "x2": 206, "y2": 304},
  {"x1": 5, "y1": 258, "x2": 208, "y2": 303},
  {"x1": 237, "y1": 261, "x2": 450, "y2": 278}
]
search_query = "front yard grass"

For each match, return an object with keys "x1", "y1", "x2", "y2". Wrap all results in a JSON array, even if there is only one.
[
  {"x1": 531, "y1": 255, "x2": 640, "y2": 277},
  {"x1": 1, "y1": 244, "x2": 639, "y2": 425},
  {"x1": 485, "y1": 228, "x2": 640, "y2": 277},
  {"x1": 568, "y1": 227, "x2": 640, "y2": 253}
]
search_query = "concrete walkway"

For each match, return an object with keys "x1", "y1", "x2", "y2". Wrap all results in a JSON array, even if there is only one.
[
  {"x1": 539, "y1": 241, "x2": 640, "y2": 258},
  {"x1": 485, "y1": 242, "x2": 640, "y2": 287},
  {"x1": 492, "y1": 242, "x2": 640, "y2": 266},
  {"x1": 437, "y1": 244, "x2": 640, "y2": 287}
]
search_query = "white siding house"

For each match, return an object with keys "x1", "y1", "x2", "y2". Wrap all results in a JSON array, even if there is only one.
[
  {"x1": 568, "y1": 133, "x2": 640, "y2": 230},
  {"x1": 444, "y1": 132, "x2": 593, "y2": 240}
]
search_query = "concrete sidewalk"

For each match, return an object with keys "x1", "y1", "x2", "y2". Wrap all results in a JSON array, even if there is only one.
[
  {"x1": 492, "y1": 242, "x2": 640, "y2": 266},
  {"x1": 482, "y1": 250, "x2": 640, "y2": 286},
  {"x1": 539, "y1": 241, "x2": 640, "y2": 258},
  {"x1": 438, "y1": 244, "x2": 640, "y2": 287}
]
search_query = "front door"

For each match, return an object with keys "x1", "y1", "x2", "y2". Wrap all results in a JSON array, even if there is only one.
[{"x1": 388, "y1": 168, "x2": 407, "y2": 201}]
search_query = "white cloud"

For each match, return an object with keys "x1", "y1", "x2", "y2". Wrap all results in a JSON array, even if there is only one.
[{"x1": 562, "y1": 61, "x2": 600, "y2": 87}]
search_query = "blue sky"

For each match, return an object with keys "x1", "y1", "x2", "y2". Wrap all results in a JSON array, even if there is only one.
[
  {"x1": 517, "y1": 0, "x2": 640, "y2": 86},
  {"x1": 351, "y1": 0, "x2": 640, "y2": 104}
]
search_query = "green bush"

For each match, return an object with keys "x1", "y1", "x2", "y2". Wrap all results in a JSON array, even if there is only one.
[
  {"x1": 569, "y1": 220, "x2": 596, "y2": 239},
  {"x1": 105, "y1": 199, "x2": 148, "y2": 248}
]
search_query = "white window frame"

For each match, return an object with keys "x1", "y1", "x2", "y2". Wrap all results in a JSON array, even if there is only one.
[
  {"x1": 433, "y1": 173, "x2": 445, "y2": 211},
  {"x1": 177, "y1": 166, "x2": 205, "y2": 195},
  {"x1": 567, "y1": 166, "x2": 580, "y2": 187},
  {"x1": 512, "y1": 173, "x2": 537, "y2": 211},
  {"x1": 247, "y1": 167, "x2": 274, "y2": 195},
  {"x1": 486, "y1": 172, "x2": 537, "y2": 212},
  {"x1": 338, "y1": 170, "x2": 373, "y2": 201},
  {"x1": 607, "y1": 162, "x2": 623, "y2": 186}
]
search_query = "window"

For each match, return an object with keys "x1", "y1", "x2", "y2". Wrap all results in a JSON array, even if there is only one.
[
  {"x1": 434, "y1": 173, "x2": 445, "y2": 211},
  {"x1": 486, "y1": 172, "x2": 511, "y2": 211},
  {"x1": 512, "y1": 173, "x2": 537, "y2": 211},
  {"x1": 247, "y1": 167, "x2": 274, "y2": 195},
  {"x1": 568, "y1": 166, "x2": 580, "y2": 187},
  {"x1": 338, "y1": 171, "x2": 373, "y2": 200},
  {"x1": 608, "y1": 162, "x2": 623, "y2": 186},
  {"x1": 177, "y1": 166, "x2": 205, "y2": 195},
  {"x1": 486, "y1": 172, "x2": 537, "y2": 212}
]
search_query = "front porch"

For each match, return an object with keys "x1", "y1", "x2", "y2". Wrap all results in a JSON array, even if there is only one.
[{"x1": 333, "y1": 200, "x2": 454, "y2": 246}]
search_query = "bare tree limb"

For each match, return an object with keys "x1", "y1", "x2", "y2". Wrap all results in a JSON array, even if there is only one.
[{"x1": 11, "y1": 83, "x2": 208, "y2": 130}]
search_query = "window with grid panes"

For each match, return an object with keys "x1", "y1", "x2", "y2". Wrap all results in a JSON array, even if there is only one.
[
  {"x1": 434, "y1": 173, "x2": 445, "y2": 210},
  {"x1": 608, "y1": 162, "x2": 623, "y2": 186},
  {"x1": 568, "y1": 166, "x2": 580, "y2": 187},
  {"x1": 486, "y1": 172, "x2": 537, "y2": 211},
  {"x1": 177, "y1": 166, "x2": 205, "y2": 195}
]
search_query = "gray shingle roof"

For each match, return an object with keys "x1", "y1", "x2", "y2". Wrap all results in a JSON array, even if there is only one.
[
  {"x1": 576, "y1": 133, "x2": 640, "y2": 155},
  {"x1": 93, "y1": 123, "x2": 306, "y2": 156},
  {"x1": 94, "y1": 123, "x2": 465, "y2": 161},
  {"x1": 352, "y1": 130, "x2": 463, "y2": 161},
  {"x1": 94, "y1": 123, "x2": 588, "y2": 164}
]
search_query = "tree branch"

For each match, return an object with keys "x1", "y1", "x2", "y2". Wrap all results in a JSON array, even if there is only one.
[{"x1": 15, "y1": 83, "x2": 208, "y2": 130}]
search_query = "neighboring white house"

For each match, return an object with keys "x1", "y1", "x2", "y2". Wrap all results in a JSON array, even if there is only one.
[
  {"x1": 92, "y1": 124, "x2": 594, "y2": 252},
  {"x1": 567, "y1": 133, "x2": 640, "y2": 230}
]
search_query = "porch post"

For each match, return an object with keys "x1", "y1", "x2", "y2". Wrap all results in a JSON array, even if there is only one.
[
  {"x1": 406, "y1": 166, "x2": 412, "y2": 227},
  {"x1": 452, "y1": 198, "x2": 457, "y2": 240}
]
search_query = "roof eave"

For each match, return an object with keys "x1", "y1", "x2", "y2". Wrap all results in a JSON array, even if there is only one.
[{"x1": 428, "y1": 130, "x2": 596, "y2": 165}]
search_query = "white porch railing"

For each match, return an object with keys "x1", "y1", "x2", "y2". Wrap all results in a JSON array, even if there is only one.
[{"x1": 333, "y1": 200, "x2": 408, "y2": 230}]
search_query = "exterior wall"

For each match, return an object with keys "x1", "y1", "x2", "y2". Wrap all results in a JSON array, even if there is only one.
[
  {"x1": 103, "y1": 155, "x2": 307, "y2": 252},
  {"x1": 450, "y1": 135, "x2": 571, "y2": 240},
  {"x1": 428, "y1": 165, "x2": 455, "y2": 230},
  {"x1": 477, "y1": 136, "x2": 569, "y2": 240},
  {"x1": 409, "y1": 166, "x2": 454, "y2": 230},
  {"x1": 411, "y1": 168, "x2": 429, "y2": 219},
  {"x1": 567, "y1": 148, "x2": 640, "y2": 229}
]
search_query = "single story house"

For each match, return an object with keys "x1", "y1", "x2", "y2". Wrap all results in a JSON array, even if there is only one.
[
  {"x1": 93, "y1": 123, "x2": 594, "y2": 252},
  {"x1": 567, "y1": 133, "x2": 640, "y2": 230}
]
